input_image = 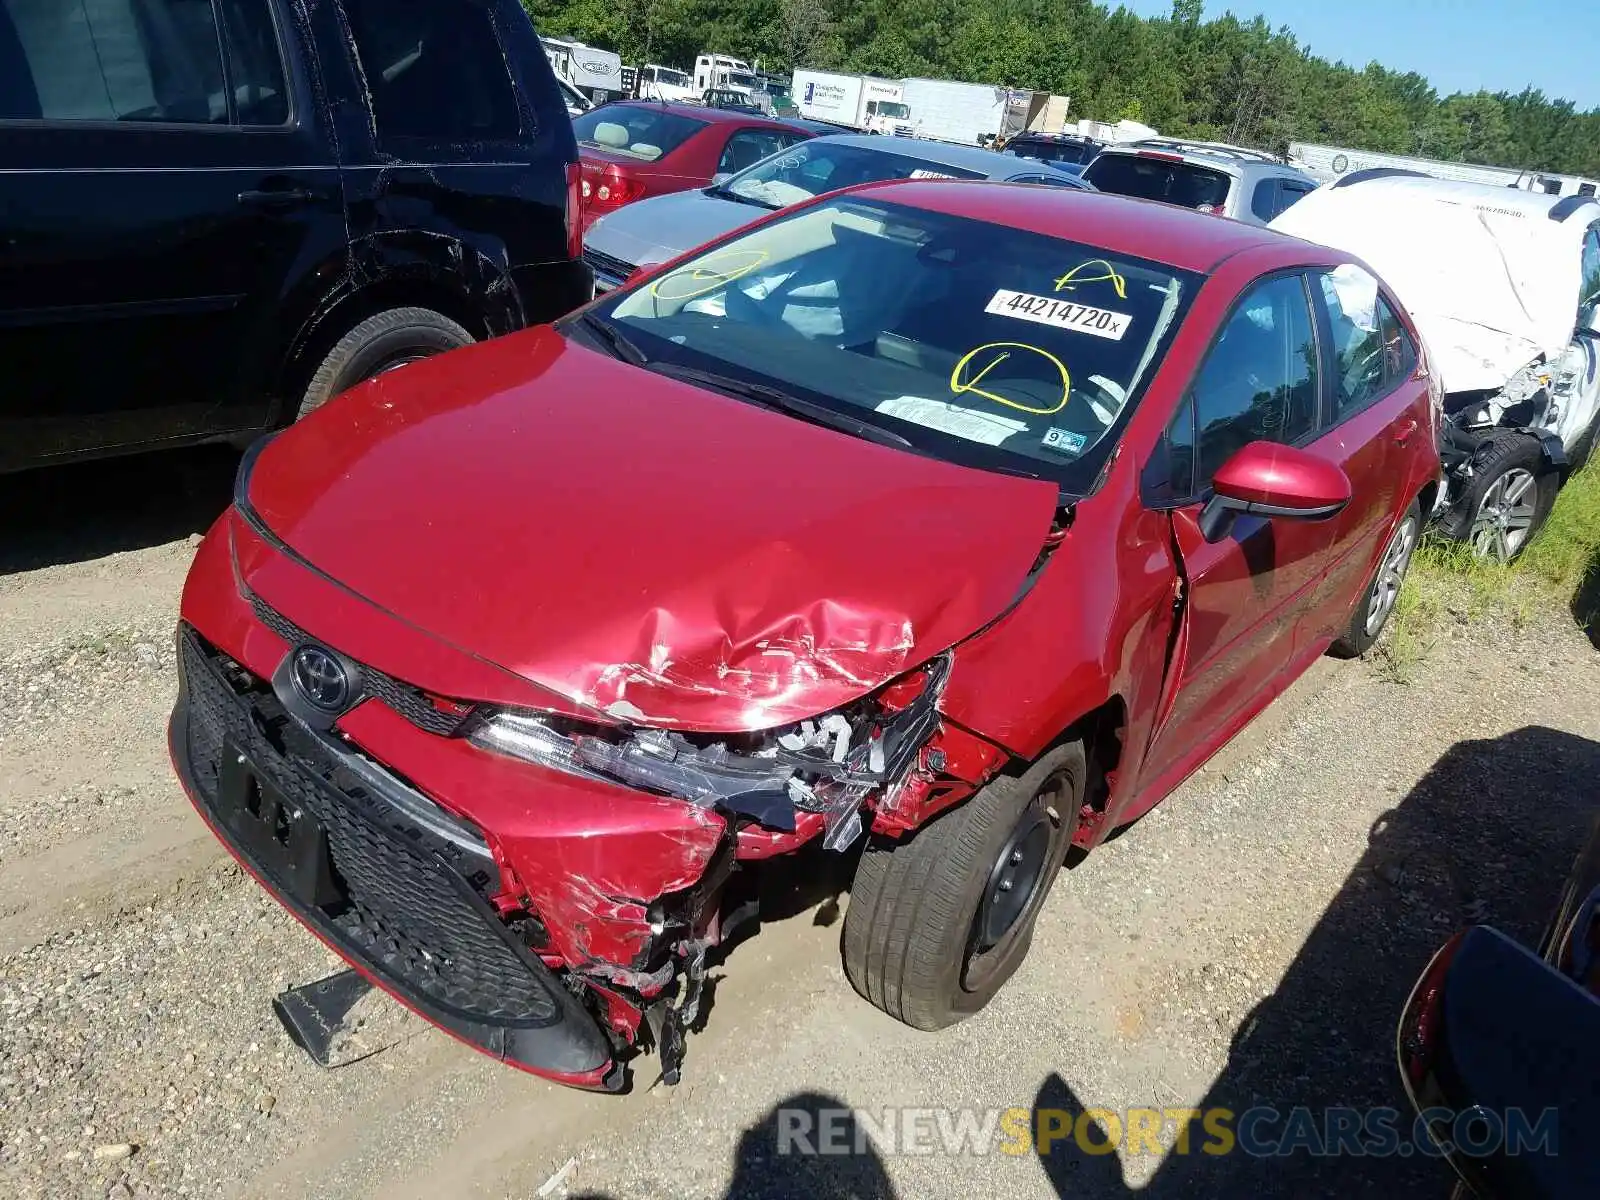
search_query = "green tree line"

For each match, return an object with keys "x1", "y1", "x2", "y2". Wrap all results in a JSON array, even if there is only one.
[{"x1": 524, "y1": 0, "x2": 1600, "y2": 177}]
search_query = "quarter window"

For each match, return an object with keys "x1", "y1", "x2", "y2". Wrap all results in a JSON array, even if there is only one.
[
  {"x1": 342, "y1": 0, "x2": 520, "y2": 147},
  {"x1": 1, "y1": 0, "x2": 227, "y2": 123},
  {"x1": 1188, "y1": 274, "x2": 1320, "y2": 486}
]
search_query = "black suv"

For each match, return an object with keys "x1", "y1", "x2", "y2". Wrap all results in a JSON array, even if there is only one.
[{"x1": 0, "y1": 0, "x2": 591, "y2": 473}]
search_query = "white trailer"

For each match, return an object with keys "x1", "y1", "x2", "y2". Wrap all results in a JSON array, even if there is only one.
[
  {"x1": 793, "y1": 70, "x2": 912, "y2": 136},
  {"x1": 901, "y1": 78, "x2": 1030, "y2": 146},
  {"x1": 539, "y1": 38, "x2": 623, "y2": 103}
]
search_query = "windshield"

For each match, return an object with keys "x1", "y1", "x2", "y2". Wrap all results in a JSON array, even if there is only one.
[
  {"x1": 1084, "y1": 153, "x2": 1232, "y2": 211},
  {"x1": 573, "y1": 106, "x2": 707, "y2": 161},
  {"x1": 599, "y1": 198, "x2": 1197, "y2": 493},
  {"x1": 725, "y1": 72, "x2": 759, "y2": 90},
  {"x1": 723, "y1": 141, "x2": 985, "y2": 209},
  {"x1": 874, "y1": 101, "x2": 911, "y2": 121}
]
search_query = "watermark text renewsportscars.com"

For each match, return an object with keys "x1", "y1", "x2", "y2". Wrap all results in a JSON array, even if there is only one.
[{"x1": 775, "y1": 1105, "x2": 1559, "y2": 1159}]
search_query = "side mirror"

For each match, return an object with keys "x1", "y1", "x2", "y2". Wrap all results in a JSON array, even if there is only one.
[
  {"x1": 1200, "y1": 440, "x2": 1351, "y2": 542},
  {"x1": 709, "y1": 172, "x2": 732, "y2": 187}
]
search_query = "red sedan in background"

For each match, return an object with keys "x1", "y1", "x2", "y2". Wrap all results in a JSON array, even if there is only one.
[
  {"x1": 574, "y1": 101, "x2": 815, "y2": 229},
  {"x1": 171, "y1": 184, "x2": 1441, "y2": 1092}
]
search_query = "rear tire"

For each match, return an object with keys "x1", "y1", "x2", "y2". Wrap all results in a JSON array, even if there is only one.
[
  {"x1": 842, "y1": 742, "x2": 1084, "y2": 1030},
  {"x1": 297, "y1": 307, "x2": 474, "y2": 420},
  {"x1": 1436, "y1": 432, "x2": 1556, "y2": 562},
  {"x1": 1329, "y1": 500, "x2": 1420, "y2": 658}
]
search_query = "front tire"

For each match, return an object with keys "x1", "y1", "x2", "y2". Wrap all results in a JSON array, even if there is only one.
[
  {"x1": 1330, "y1": 499, "x2": 1420, "y2": 658},
  {"x1": 1437, "y1": 432, "x2": 1556, "y2": 562},
  {"x1": 842, "y1": 742, "x2": 1084, "y2": 1030},
  {"x1": 297, "y1": 307, "x2": 474, "y2": 420}
]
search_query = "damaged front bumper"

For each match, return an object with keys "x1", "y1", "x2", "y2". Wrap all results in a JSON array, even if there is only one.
[
  {"x1": 168, "y1": 626, "x2": 624, "y2": 1089},
  {"x1": 170, "y1": 515, "x2": 988, "y2": 1089}
]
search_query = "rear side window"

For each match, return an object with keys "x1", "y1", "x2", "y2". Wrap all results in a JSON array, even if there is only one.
[
  {"x1": 1250, "y1": 179, "x2": 1278, "y2": 222},
  {"x1": 1, "y1": 0, "x2": 227, "y2": 123},
  {"x1": 1188, "y1": 274, "x2": 1320, "y2": 485},
  {"x1": 573, "y1": 105, "x2": 708, "y2": 161},
  {"x1": 1317, "y1": 265, "x2": 1414, "y2": 419},
  {"x1": 1084, "y1": 154, "x2": 1232, "y2": 213},
  {"x1": 342, "y1": 0, "x2": 520, "y2": 146},
  {"x1": 1278, "y1": 180, "x2": 1313, "y2": 213},
  {"x1": 217, "y1": 0, "x2": 287, "y2": 125},
  {"x1": 717, "y1": 128, "x2": 804, "y2": 175}
]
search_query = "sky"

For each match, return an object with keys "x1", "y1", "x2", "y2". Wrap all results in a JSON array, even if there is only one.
[{"x1": 1122, "y1": 0, "x2": 1600, "y2": 110}]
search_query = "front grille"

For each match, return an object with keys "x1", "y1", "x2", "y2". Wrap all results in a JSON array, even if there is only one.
[
  {"x1": 249, "y1": 594, "x2": 472, "y2": 737},
  {"x1": 178, "y1": 627, "x2": 562, "y2": 1027},
  {"x1": 582, "y1": 247, "x2": 635, "y2": 286}
]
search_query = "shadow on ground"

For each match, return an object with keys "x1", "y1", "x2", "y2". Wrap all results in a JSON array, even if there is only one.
[
  {"x1": 0, "y1": 445, "x2": 238, "y2": 575},
  {"x1": 1572, "y1": 543, "x2": 1600, "y2": 650},
  {"x1": 1028, "y1": 724, "x2": 1598, "y2": 1198},
  {"x1": 579, "y1": 727, "x2": 1596, "y2": 1199}
]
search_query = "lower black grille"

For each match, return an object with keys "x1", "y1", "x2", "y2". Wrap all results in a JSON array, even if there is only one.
[
  {"x1": 248, "y1": 594, "x2": 472, "y2": 737},
  {"x1": 178, "y1": 627, "x2": 560, "y2": 1027}
]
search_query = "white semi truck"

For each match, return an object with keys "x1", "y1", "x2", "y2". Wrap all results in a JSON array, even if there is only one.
[{"x1": 792, "y1": 70, "x2": 913, "y2": 136}]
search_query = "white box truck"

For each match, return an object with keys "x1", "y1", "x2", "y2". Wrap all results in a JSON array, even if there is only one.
[
  {"x1": 902, "y1": 78, "x2": 1032, "y2": 146},
  {"x1": 793, "y1": 70, "x2": 913, "y2": 136}
]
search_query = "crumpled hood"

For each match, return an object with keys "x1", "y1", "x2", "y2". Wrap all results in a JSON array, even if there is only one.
[
  {"x1": 583, "y1": 188, "x2": 765, "y2": 273},
  {"x1": 245, "y1": 328, "x2": 1058, "y2": 732}
]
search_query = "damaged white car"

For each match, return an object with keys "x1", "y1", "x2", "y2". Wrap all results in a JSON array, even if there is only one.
[{"x1": 1273, "y1": 173, "x2": 1600, "y2": 560}]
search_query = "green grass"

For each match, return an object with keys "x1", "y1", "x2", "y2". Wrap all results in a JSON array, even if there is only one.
[{"x1": 1374, "y1": 455, "x2": 1600, "y2": 681}]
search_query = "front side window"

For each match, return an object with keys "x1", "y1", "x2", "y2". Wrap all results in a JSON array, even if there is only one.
[
  {"x1": 718, "y1": 141, "x2": 985, "y2": 211},
  {"x1": 1582, "y1": 227, "x2": 1600, "y2": 307},
  {"x1": 1188, "y1": 274, "x2": 1320, "y2": 485},
  {"x1": 342, "y1": 0, "x2": 520, "y2": 146},
  {"x1": 600, "y1": 197, "x2": 1197, "y2": 494},
  {"x1": 1085, "y1": 153, "x2": 1233, "y2": 213},
  {"x1": 2, "y1": 0, "x2": 226, "y2": 123},
  {"x1": 574, "y1": 105, "x2": 706, "y2": 161}
]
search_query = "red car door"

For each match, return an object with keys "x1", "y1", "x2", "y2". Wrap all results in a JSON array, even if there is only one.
[
  {"x1": 1138, "y1": 272, "x2": 1345, "y2": 794},
  {"x1": 1297, "y1": 267, "x2": 1434, "y2": 648}
]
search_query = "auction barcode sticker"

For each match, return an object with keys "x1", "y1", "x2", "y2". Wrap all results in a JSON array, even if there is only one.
[{"x1": 985, "y1": 290, "x2": 1131, "y2": 341}]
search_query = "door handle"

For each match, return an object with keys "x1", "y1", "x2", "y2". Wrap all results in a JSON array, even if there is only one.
[
  {"x1": 237, "y1": 187, "x2": 316, "y2": 208},
  {"x1": 1393, "y1": 418, "x2": 1418, "y2": 445}
]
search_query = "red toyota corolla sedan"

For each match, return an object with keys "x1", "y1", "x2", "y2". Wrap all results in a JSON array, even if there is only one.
[
  {"x1": 171, "y1": 183, "x2": 1441, "y2": 1091},
  {"x1": 575, "y1": 101, "x2": 815, "y2": 230}
]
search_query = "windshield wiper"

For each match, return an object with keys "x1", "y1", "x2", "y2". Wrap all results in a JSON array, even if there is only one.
[
  {"x1": 577, "y1": 311, "x2": 648, "y2": 366},
  {"x1": 650, "y1": 364, "x2": 915, "y2": 451},
  {"x1": 704, "y1": 184, "x2": 780, "y2": 210}
]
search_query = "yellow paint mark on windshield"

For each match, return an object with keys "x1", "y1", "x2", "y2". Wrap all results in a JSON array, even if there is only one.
[
  {"x1": 950, "y1": 343, "x2": 1071, "y2": 415},
  {"x1": 649, "y1": 248, "x2": 771, "y2": 303},
  {"x1": 1053, "y1": 259, "x2": 1127, "y2": 300}
]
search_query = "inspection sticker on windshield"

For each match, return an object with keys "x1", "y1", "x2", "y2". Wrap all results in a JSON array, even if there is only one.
[{"x1": 986, "y1": 290, "x2": 1131, "y2": 341}]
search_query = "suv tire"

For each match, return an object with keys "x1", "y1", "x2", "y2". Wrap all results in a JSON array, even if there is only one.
[
  {"x1": 842, "y1": 741, "x2": 1083, "y2": 1030},
  {"x1": 298, "y1": 307, "x2": 474, "y2": 419},
  {"x1": 1437, "y1": 432, "x2": 1557, "y2": 562}
]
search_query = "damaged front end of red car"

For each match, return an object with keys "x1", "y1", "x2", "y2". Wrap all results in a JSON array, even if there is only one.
[{"x1": 168, "y1": 344, "x2": 1056, "y2": 1088}]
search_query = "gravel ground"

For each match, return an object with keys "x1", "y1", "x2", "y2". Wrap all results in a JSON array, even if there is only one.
[{"x1": 2, "y1": 448, "x2": 1597, "y2": 1200}]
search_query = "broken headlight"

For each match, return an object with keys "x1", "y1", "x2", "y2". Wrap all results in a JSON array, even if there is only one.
[{"x1": 467, "y1": 655, "x2": 950, "y2": 850}]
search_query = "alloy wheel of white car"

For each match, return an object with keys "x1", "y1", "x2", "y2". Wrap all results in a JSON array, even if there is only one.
[{"x1": 1469, "y1": 467, "x2": 1539, "y2": 563}]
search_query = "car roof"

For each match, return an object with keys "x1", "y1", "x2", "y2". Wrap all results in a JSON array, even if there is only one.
[
  {"x1": 817, "y1": 134, "x2": 1091, "y2": 183},
  {"x1": 1099, "y1": 138, "x2": 1311, "y2": 178},
  {"x1": 843, "y1": 179, "x2": 1301, "y2": 272},
  {"x1": 1011, "y1": 132, "x2": 1100, "y2": 145},
  {"x1": 1328, "y1": 171, "x2": 1600, "y2": 223}
]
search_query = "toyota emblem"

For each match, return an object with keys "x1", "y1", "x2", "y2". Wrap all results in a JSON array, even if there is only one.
[{"x1": 290, "y1": 645, "x2": 351, "y2": 713}]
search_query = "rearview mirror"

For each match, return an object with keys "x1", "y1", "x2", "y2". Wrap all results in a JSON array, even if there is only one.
[{"x1": 1200, "y1": 440, "x2": 1351, "y2": 542}]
